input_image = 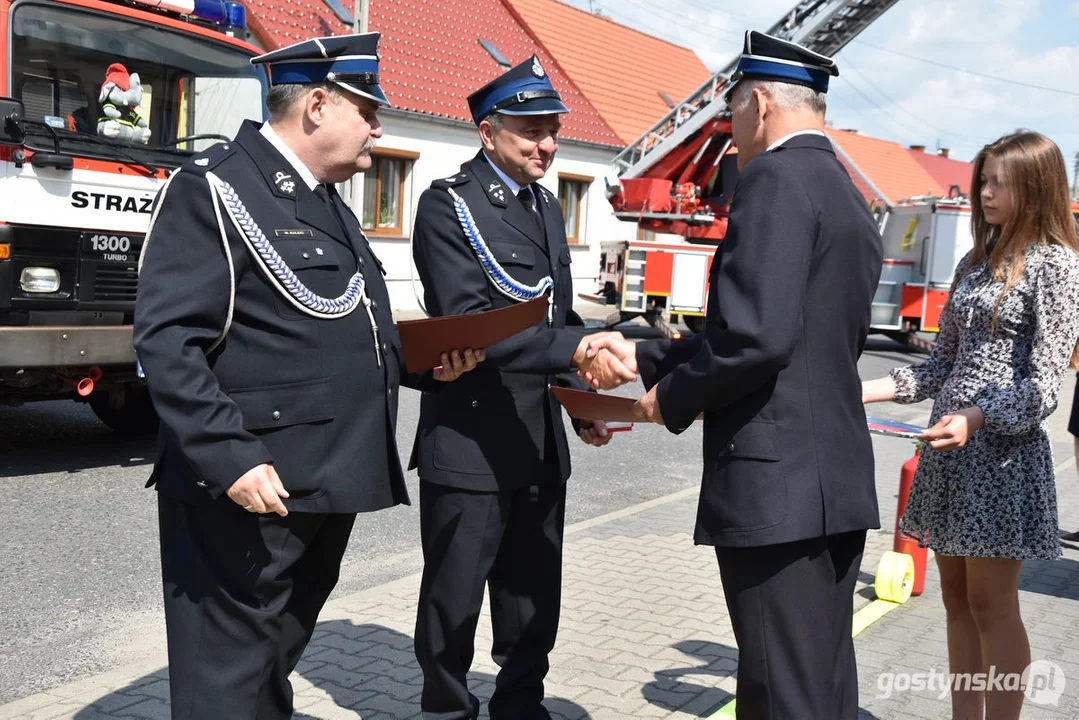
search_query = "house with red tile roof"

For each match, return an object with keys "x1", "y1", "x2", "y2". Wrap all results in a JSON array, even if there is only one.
[
  {"x1": 503, "y1": 0, "x2": 712, "y2": 145},
  {"x1": 242, "y1": 0, "x2": 711, "y2": 312},
  {"x1": 907, "y1": 146, "x2": 974, "y2": 196},
  {"x1": 826, "y1": 129, "x2": 948, "y2": 206}
]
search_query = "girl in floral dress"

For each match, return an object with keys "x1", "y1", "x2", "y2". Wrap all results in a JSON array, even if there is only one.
[{"x1": 862, "y1": 130, "x2": 1079, "y2": 720}]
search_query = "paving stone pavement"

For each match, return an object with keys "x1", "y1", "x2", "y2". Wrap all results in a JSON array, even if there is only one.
[{"x1": 4, "y1": 375, "x2": 1079, "y2": 720}]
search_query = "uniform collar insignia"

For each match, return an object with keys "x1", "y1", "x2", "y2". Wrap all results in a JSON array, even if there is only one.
[
  {"x1": 273, "y1": 170, "x2": 296, "y2": 196},
  {"x1": 486, "y1": 181, "x2": 506, "y2": 205},
  {"x1": 194, "y1": 158, "x2": 209, "y2": 167}
]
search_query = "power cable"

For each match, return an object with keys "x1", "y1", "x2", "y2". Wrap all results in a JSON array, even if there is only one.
[{"x1": 852, "y1": 40, "x2": 1079, "y2": 98}]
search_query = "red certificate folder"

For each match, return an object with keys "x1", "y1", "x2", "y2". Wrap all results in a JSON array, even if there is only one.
[
  {"x1": 397, "y1": 296, "x2": 547, "y2": 373},
  {"x1": 550, "y1": 386, "x2": 641, "y2": 423}
]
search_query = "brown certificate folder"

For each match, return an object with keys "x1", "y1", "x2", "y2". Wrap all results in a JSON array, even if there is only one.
[
  {"x1": 397, "y1": 295, "x2": 547, "y2": 373},
  {"x1": 551, "y1": 386, "x2": 641, "y2": 423}
]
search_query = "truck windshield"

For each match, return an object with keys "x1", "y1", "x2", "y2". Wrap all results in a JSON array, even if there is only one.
[{"x1": 11, "y1": 2, "x2": 268, "y2": 164}]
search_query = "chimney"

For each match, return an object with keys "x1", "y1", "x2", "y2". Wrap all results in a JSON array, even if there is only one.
[
  {"x1": 937, "y1": 148, "x2": 950, "y2": 158},
  {"x1": 909, "y1": 144, "x2": 926, "y2": 153}
]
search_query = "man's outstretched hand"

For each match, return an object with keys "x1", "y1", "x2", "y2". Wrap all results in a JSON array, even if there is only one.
[{"x1": 575, "y1": 333, "x2": 637, "y2": 390}]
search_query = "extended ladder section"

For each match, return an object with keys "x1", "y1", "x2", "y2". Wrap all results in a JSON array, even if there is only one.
[{"x1": 612, "y1": 0, "x2": 901, "y2": 181}]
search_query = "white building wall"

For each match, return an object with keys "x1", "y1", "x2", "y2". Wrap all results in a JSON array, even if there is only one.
[{"x1": 347, "y1": 111, "x2": 638, "y2": 315}]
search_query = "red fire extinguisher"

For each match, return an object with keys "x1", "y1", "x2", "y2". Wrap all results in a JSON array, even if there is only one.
[{"x1": 893, "y1": 446, "x2": 928, "y2": 596}]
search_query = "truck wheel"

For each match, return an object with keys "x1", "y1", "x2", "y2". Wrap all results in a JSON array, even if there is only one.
[
  {"x1": 683, "y1": 315, "x2": 706, "y2": 334},
  {"x1": 88, "y1": 386, "x2": 158, "y2": 434}
]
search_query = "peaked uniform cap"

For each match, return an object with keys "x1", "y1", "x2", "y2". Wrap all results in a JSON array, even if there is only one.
[
  {"x1": 723, "y1": 30, "x2": 839, "y2": 103},
  {"x1": 251, "y1": 33, "x2": 390, "y2": 107},
  {"x1": 467, "y1": 54, "x2": 569, "y2": 125}
]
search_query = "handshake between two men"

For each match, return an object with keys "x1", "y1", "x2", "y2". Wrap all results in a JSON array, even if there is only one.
[{"x1": 570, "y1": 332, "x2": 665, "y2": 428}]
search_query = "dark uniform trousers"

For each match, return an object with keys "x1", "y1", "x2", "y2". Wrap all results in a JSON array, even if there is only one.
[
  {"x1": 636, "y1": 134, "x2": 884, "y2": 720},
  {"x1": 159, "y1": 495, "x2": 354, "y2": 719},
  {"x1": 410, "y1": 151, "x2": 587, "y2": 720},
  {"x1": 135, "y1": 121, "x2": 427, "y2": 719},
  {"x1": 716, "y1": 531, "x2": 866, "y2": 720},
  {"x1": 415, "y1": 478, "x2": 566, "y2": 720}
]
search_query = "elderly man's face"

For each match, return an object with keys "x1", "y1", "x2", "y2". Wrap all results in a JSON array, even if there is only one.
[
  {"x1": 480, "y1": 113, "x2": 560, "y2": 187},
  {"x1": 319, "y1": 91, "x2": 383, "y2": 182}
]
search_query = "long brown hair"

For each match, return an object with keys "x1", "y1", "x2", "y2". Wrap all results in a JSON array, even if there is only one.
[{"x1": 966, "y1": 130, "x2": 1079, "y2": 366}]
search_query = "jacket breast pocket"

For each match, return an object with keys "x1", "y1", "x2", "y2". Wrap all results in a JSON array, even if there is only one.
[
  {"x1": 268, "y1": 238, "x2": 344, "y2": 320},
  {"x1": 703, "y1": 420, "x2": 787, "y2": 532},
  {"x1": 491, "y1": 242, "x2": 535, "y2": 269},
  {"x1": 228, "y1": 378, "x2": 335, "y2": 498}
]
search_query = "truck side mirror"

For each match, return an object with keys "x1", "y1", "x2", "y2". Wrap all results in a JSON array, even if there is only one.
[{"x1": 0, "y1": 97, "x2": 26, "y2": 145}]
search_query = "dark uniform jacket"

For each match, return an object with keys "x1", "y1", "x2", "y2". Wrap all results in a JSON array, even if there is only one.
[
  {"x1": 409, "y1": 151, "x2": 587, "y2": 491},
  {"x1": 135, "y1": 120, "x2": 435, "y2": 514},
  {"x1": 636, "y1": 133, "x2": 884, "y2": 547}
]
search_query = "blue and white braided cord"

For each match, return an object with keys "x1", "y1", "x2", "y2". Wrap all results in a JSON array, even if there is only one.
[
  {"x1": 211, "y1": 176, "x2": 365, "y2": 318},
  {"x1": 447, "y1": 188, "x2": 553, "y2": 302}
]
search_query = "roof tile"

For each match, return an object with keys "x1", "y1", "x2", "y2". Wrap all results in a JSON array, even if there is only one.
[
  {"x1": 907, "y1": 149, "x2": 974, "y2": 195},
  {"x1": 826, "y1": 129, "x2": 947, "y2": 204},
  {"x1": 505, "y1": 0, "x2": 713, "y2": 145},
  {"x1": 247, "y1": 0, "x2": 621, "y2": 145}
]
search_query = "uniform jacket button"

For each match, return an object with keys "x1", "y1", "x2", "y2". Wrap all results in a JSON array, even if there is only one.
[
  {"x1": 358, "y1": 257, "x2": 366, "y2": 268},
  {"x1": 727, "y1": 441, "x2": 735, "y2": 453},
  {"x1": 470, "y1": 399, "x2": 479, "y2": 408},
  {"x1": 272, "y1": 410, "x2": 282, "y2": 421},
  {"x1": 302, "y1": 252, "x2": 310, "y2": 259},
  {"x1": 196, "y1": 480, "x2": 208, "y2": 488},
  {"x1": 511, "y1": 252, "x2": 518, "y2": 258}
]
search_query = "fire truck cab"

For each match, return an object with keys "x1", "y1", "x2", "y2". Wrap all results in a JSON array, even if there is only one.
[{"x1": 0, "y1": 0, "x2": 266, "y2": 429}]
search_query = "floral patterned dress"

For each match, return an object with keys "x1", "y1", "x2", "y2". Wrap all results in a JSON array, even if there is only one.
[{"x1": 890, "y1": 244, "x2": 1079, "y2": 559}]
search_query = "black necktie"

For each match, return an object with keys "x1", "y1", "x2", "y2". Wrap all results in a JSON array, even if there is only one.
[
  {"x1": 314, "y1": 183, "x2": 355, "y2": 241},
  {"x1": 517, "y1": 186, "x2": 544, "y2": 238}
]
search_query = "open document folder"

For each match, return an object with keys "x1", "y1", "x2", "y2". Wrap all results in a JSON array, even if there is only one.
[
  {"x1": 396, "y1": 295, "x2": 547, "y2": 374},
  {"x1": 551, "y1": 386, "x2": 642, "y2": 424}
]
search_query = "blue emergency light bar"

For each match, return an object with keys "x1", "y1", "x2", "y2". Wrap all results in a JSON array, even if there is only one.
[{"x1": 128, "y1": 0, "x2": 247, "y2": 32}]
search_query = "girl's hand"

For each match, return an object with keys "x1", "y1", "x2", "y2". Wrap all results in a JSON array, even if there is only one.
[{"x1": 919, "y1": 406, "x2": 985, "y2": 451}]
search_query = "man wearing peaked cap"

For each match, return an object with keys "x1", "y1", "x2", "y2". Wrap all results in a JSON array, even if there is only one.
[
  {"x1": 134, "y1": 32, "x2": 481, "y2": 719},
  {"x1": 251, "y1": 32, "x2": 390, "y2": 105},
  {"x1": 410, "y1": 54, "x2": 634, "y2": 719},
  {"x1": 722, "y1": 29, "x2": 839, "y2": 103},
  {"x1": 584, "y1": 30, "x2": 883, "y2": 720}
]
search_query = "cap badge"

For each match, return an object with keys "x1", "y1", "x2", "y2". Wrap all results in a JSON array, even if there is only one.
[
  {"x1": 375, "y1": 36, "x2": 382, "y2": 61},
  {"x1": 532, "y1": 56, "x2": 545, "y2": 78}
]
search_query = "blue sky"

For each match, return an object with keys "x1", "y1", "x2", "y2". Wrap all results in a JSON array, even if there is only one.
[{"x1": 560, "y1": 0, "x2": 1079, "y2": 187}]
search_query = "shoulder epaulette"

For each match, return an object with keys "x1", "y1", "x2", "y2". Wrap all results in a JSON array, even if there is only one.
[
  {"x1": 430, "y1": 173, "x2": 471, "y2": 190},
  {"x1": 184, "y1": 141, "x2": 236, "y2": 174}
]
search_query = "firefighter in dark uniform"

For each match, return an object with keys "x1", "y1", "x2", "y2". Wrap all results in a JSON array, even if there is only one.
[
  {"x1": 133, "y1": 33, "x2": 480, "y2": 720},
  {"x1": 409, "y1": 55, "x2": 633, "y2": 719},
  {"x1": 584, "y1": 32, "x2": 884, "y2": 720}
]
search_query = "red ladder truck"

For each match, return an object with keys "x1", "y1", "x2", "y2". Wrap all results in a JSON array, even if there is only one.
[{"x1": 581, "y1": 0, "x2": 903, "y2": 338}]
